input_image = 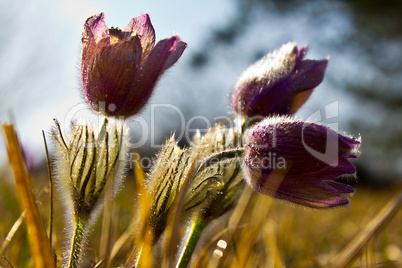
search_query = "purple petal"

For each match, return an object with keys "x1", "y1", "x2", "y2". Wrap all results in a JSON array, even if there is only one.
[
  {"x1": 123, "y1": 13, "x2": 155, "y2": 57},
  {"x1": 85, "y1": 35, "x2": 142, "y2": 114},
  {"x1": 245, "y1": 118, "x2": 360, "y2": 176},
  {"x1": 257, "y1": 172, "x2": 351, "y2": 208},
  {"x1": 84, "y1": 12, "x2": 109, "y2": 43},
  {"x1": 247, "y1": 79, "x2": 292, "y2": 116},
  {"x1": 231, "y1": 42, "x2": 299, "y2": 116},
  {"x1": 245, "y1": 120, "x2": 332, "y2": 173},
  {"x1": 117, "y1": 36, "x2": 179, "y2": 116},
  {"x1": 137, "y1": 36, "x2": 180, "y2": 80},
  {"x1": 339, "y1": 134, "x2": 361, "y2": 153},
  {"x1": 309, "y1": 157, "x2": 356, "y2": 179},
  {"x1": 271, "y1": 57, "x2": 327, "y2": 114},
  {"x1": 161, "y1": 40, "x2": 187, "y2": 73},
  {"x1": 324, "y1": 180, "x2": 355, "y2": 194},
  {"x1": 288, "y1": 59, "x2": 328, "y2": 94},
  {"x1": 296, "y1": 46, "x2": 307, "y2": 60},
  {"x1": 82, "y1": 13, "x2": 110, "y2": 82}
]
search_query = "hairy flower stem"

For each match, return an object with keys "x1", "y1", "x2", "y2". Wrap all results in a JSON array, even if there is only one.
[
  {"x1": 176, "y1": 216, "x2": 208, "y2": 268},
  {"x1": 68, "y1": 213, "x2": 89, "y2": 268}
]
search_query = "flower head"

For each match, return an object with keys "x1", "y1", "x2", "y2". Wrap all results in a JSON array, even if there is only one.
[
  {"x1": 242, "y1": 117, "x2": 360, "y2": 208},
  {"x1": 81, "y1": 12, "x2": 186, "y2": 117},
  {"x1": 231, "y1": 42, "x2": 328, "y2": 118}
]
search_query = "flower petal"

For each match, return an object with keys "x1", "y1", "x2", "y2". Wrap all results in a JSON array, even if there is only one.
[
  {"x1": 249, "y1": 171, "x2": 352, "y2": 208},
  {"x1": 296, "y1": 46, "x2": 307, "y2": 60},
  {"x1": 85, "y1": 12, "x2": 109, "y2": 43},
  {"x1": 324, "y1": 180, "x2": 355, "y2": 194},
  {"x1": 274, "y1": 174, "x2": 352, "y2": 208},
  {"x1": 161, "y1": 40, "x2": 187, "y2": 73},
  {"x1": 124, "y1": 13, "x2": 155, "y2": 57},
  {"x1": 308, "y1": 157, "x2": 357, "y2": 179},
  {"x1": 288, "y1": 59, "x2": 328, "y2": 94},
  {"x1": 245, "y1": 118, "x2": 359, "y2": 175},
  {"x1": 85, "y1": 35, "x2": 142, "y2": 114},
  {"x1": 117, "y1": 36, "x2": 179, "y2": 116},
  {"x1": 82, "y1": 12, "x2": 110, "y2": 83},
  {"x1": 231, "y1": 42, "x2": 299, "y2": 116}
]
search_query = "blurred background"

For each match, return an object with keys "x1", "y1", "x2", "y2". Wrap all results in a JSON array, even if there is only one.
[{"x1": 1, "y1": 0, "x2": 402, "y2": 184}]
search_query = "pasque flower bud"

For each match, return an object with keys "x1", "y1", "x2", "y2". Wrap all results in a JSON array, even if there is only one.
[
  {"x1": 231, "y1": 42, "x2": 328, "y2": 118},
  {"x1": 243, "y1": 117, "x2": 360, "y2": 208},
  {"x1": 52, "y1": 119, "x2": 127, "y2": 215},
  {"x1": 81, "y1": 12, "x2": 186, "y2": 117}
]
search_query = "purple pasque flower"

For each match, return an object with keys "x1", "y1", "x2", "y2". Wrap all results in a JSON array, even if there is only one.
[
  {"x1": 231, "y1": 42, "x2": 328, "y2": 118},
  {"x1": 242, "y1": 117, "x2": 360, "y2": 208},
  {"x1": 81, "y1": 12, "x2": 186, "y2": 117}
]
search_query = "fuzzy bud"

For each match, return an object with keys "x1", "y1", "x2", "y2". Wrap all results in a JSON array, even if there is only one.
[
  {"x1": 52, "y1": 119, "x2": 127, "y2": 215},
  {"x1": 147, "y1": 137, "x2": 194, "y2": 241},
  {"x1": 231, "y1": 42, "x2": 328, "y2": 118},
  {"x1": 184, "y1": 121, "x2": 245, "y2": 221}
]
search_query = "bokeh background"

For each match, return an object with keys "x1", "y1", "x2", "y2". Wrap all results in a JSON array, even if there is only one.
[
  {"x1": 1, "y1": 1, "x2": 402, "y2": 267},
  {"x1": 1, "y1": 0, "x2": 402, "y2": 184}
]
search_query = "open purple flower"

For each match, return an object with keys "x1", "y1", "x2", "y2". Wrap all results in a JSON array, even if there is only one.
[
  {"x1": 81, "y1": 12, "x2": 186, "y2": 117},
  {"x1": 242, "y1": 117, "x2": 360, "y2": 208},
  {"x1": 231, "y1": 42, "x2": 328, "y2": 118}
]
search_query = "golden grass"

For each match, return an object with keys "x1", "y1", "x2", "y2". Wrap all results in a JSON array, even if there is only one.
[
  {"x1": 2, "y1": 124, "x2": 54, "y2": 267},
  {"x1": 194, "y1": 185, "x2": 402, "y2": 268},
  {"x1": 0, "y1": 126, "x2": 401, "y2": 267}
]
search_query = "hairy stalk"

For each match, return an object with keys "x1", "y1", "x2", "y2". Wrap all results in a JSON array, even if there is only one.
[
  {"x1": 68, "y1": 213, "x2": 90, "y2": 268},
  {"x1": 176, "y1": 216, "x2": 208, "y2": 268}
]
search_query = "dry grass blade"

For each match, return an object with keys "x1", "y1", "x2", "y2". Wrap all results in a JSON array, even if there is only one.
[
  {"x1": 2, "y1": 123, "x2": 55, "y2": 268},
  {"x1": 99, "y1": 169, "x2": 116, "y2": 267},
  {"x1": 125, "y1": 148, "x2": 154, "y2": 267},
  {"x1": 213, "y1": 186, "x2": 254, "y2": 267},
  {"x1": 233, "y1": 193, "x2": 273, "y2": 267},
  {"x1": 0, "y1": 213, "x2": 24, "y2": 255},
  {"x1": 42, "y1": 130, "x2": 54, "y2": 247},
  {"x1": 331, "y1": 187, "x2": 402, "y2": 268}
]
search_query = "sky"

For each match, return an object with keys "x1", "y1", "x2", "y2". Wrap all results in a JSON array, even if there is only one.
[{"x1": 0, "y1": 0, "x2": 236, "y2": 165}]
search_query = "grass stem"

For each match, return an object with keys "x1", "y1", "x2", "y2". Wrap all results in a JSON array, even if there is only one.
[{"x1": 176, "y1": 216, "x2": 208, "y2": 268}]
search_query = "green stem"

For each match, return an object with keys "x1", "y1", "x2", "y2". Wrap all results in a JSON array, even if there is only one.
[
  {"x1": 176, "y1": 216, "x2": 208, "y2": 268},
  {"x1": 68, "y1": 213, "x2": 89, "y2": 268}
]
